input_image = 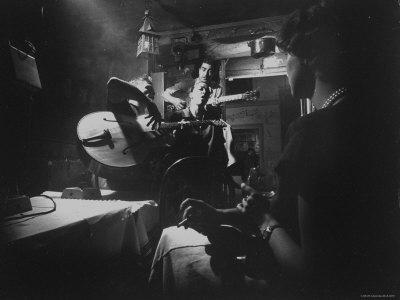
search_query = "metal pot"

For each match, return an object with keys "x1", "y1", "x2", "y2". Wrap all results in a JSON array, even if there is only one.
[{"x1": 248, "y1": 37, "x2": 275, "y2": 58}]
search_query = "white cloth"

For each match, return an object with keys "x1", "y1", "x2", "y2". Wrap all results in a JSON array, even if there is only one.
[
  {"x1": 149, "y1": 226, "x2": 269, "y2": 299},
  {"x1": 1, "y1": 191, "x2": 159, "y2": 259}
]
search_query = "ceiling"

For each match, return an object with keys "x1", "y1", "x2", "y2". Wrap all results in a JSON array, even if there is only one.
[
  {"x1": 154, "y1": 0, "x2": 317, "y2": 28},
  {"x1": 0, "y1": 0, "x2": 317, "y2": 40},
  {"x1": 0, "y1": 0, "x2": 319, "y2": 64}
]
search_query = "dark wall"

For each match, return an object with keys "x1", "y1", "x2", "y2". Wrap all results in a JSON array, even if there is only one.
[{"x1": 0, "y1": 0, "x2": 156, "y2": 195}]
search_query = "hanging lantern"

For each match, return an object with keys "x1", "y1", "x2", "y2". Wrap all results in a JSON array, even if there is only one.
[{"x1": 137, "y1": 10, "x2": 160, "y2": 58}]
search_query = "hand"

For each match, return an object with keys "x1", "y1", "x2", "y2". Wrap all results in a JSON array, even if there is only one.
[
  {"x1": 145, "y1": 101, "x2": 162, "y2": 130},
  {"x1": 179, "y1": 198, "x2": 221, "y2": 231},
  {"x1": 222, "y1": 125, "x2": 233, "y2": 144},
  {"x1": 243, "y1": 90, "x2": 259, "y2": 102},
  {"x1": 238, "y1": 183, "x2": 271, "y2": 225},
  {"x1": 208, "y1": 97, "x2": 219, "y2": 106},
  {"x1": 173, "y1": 99, "x2": 186, "y2": 110},
  {"x1": 243, "y1": 91, "x2": 252, "y2": 101},
  {"x1": 258, "y1": 212, "x2": 279, "y2": 229}
]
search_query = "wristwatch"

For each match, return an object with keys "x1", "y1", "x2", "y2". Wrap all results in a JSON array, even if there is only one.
[{"x1": 260, "y1": 224, "x2": 284, "y2": 241}]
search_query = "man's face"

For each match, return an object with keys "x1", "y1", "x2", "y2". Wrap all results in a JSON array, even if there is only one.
[
  {"x1": 198, "y1": 62, "x2": 212, "y2": 83},
  {"x1": 190, "y1": 82, "x2": 209, "y2": 107}
]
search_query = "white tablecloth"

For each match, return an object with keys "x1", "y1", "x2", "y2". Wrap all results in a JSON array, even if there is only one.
[
  {"x1": 149, "y1": 226, "x2": 270, "y2": 299},
  {"x1": 1, "y1": 190, "x2": 159, "y2": 260}
]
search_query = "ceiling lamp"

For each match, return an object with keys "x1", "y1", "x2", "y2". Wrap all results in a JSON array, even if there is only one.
[{"x1": 137, "y1": 9, "x2": 160, "y2": 58}]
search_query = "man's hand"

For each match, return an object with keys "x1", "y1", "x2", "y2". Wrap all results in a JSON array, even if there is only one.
[
  {"x1": 145, "y1": 102, "x2": 162, "y2": 130},
  {"x1": 222, "y1": 125, "x2": 233, "y2": 144},
  {"x1": 208, "y1": 97, "x2": 219, "y2": 106},
  {"x1": 172, "y1": 99, "x2": 186, "y2": 110},
  {"x1": 179, "y1": 198, "x2": 221, "y2": 231},
  {"x1": 238, "y1": 183, "x2": 272, "y2": 225}
]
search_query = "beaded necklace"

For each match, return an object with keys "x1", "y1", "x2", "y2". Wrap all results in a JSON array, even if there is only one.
[{"x1": 321, "y1": 87, "x2": 348, "y2": 109}]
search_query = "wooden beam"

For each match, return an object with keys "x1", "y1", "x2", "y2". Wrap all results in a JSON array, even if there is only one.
[
  {"x1": 158, "y1": 15, "x2": 287, "y2": 60},
  {"x1": 206, "y1": 41, "x2": 250, "y2": 59},
  {"x1": 225, "y1": 54, "x2": 287, "y2": 79},
  {"x1": 158, "y1": 15, "x2": 287, "y2": 37},
  {"x1": 159, "y1": 15, "x2": 286, "y2": 46}
]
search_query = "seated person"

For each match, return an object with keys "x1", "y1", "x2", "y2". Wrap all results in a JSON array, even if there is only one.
[
  {"x1": 107, "y1": 74, "x2": 160, "y2": 128},
  {"x1": 91, "y1": 75, "x2": 162, "y2": 192},
  {"x1": 149, "y1": 2, "x2": 400, "y2": 298},
  {"x1": 159, "y1": 81, "x2": 237, "y2": 211},
  {"x1": 162, "y1": 57, "x2": 222, "y2": 115},
  {"x1": 167, "y1": 81, "x2": 229, "y2": 165},
  {"x1": 163, "y1": 57, "x2": 238, "y2": 171}
]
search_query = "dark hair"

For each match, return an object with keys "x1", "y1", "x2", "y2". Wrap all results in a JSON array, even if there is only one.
[
  {"x1": 277, "y1": 1, "x2": 399, "y2": 86},
  {"x1": 192, "y1": 56, "x2": 220, "y2": 84},
  {"x1": 277, "y1": 5, "x2": 349, "y2": 83},
  {"x1": 201, "y1": 56, "x2": 214, "y2": 67}
]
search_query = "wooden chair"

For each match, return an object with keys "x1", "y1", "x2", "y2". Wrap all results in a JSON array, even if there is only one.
[{"x1": 158, "y1": 156, "x2": 230, "y2": 228}]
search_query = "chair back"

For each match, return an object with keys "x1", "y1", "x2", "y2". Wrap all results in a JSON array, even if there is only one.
[{"x1": 159, "y1": 156, "x2": 227, "y2": 228}]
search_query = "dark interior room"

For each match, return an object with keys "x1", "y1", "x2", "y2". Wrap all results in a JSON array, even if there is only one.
[{"x1": 1, "y1": 0, "x2": 399, "y2": 298}]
